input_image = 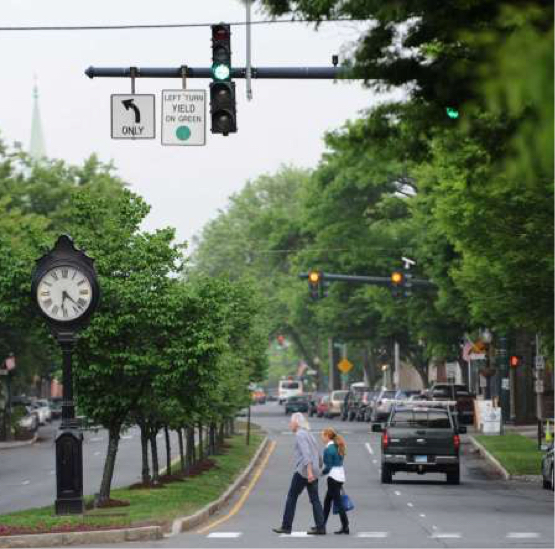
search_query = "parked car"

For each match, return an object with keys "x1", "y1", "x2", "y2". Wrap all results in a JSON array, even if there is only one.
[
  {"x1": 308, "y1": 392, "x2": 326, "y2": 417},
  {"x1": 373, "y1": 401, "x2": 466, "y2": 484},
  {"x1": 31, "y1": 399, "x2": 52, "y2": 425},
  {"x1": 542, "y1": 443, "x2": 554, "y2": 491},
  {"x1": 252, "y1": 388, "x2": 267, "y2": 405},
  {"x1": 49, "y1": 398, "x2": 63, "y2": 419},
  {"x1": 284, "y1": 395, "x2": 309, "y2": 415},
  {"x1": 371, "y1": 389, "x2": 398, "y2": 422},
  {"x1": 328, "y1": 390, "x2": 348, "y2": 418},
  {"x1": 11, "y1": 402, "x2": 39, "y2": 435},
  {"x1": 430, "y1": 384, "x2": 475, "y2": 424},
  {"x1": 316, "y1": 395, "x2": 330, "y2": 417}
]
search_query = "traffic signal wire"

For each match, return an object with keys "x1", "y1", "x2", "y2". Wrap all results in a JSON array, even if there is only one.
[{"x1": 0, "y1": 18, "x2": 368, "y2": 32}]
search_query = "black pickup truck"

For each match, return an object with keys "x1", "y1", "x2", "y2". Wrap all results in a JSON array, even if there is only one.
[{"x1": 372, "y1": 402, "x2": 465, "y2": 485}]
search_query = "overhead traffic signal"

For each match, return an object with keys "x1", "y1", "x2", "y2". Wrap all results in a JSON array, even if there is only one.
[
  {"x1": 510, "y1": 355, "x2": 521, "y2": 368},
  {"x1": 210, "y1": 24, "x2": 237, "y2": 135},
  {"x1": 390, "y1": 271, "x2": 404, "y2": 298},
  {"x1": 308, "y1": 270, "x2": 324, "y2": 300}
]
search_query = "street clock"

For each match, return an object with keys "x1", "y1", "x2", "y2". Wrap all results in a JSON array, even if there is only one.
[{"x1": 31, "y1": 235, "x2": 99, "y2": 334}]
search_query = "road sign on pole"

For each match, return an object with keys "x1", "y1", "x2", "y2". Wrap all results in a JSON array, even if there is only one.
[
  {"x1": 338, "y1": 358, "x2": 353, "y2": 374},
  {"x1": 161, "y1": 90, "x2": 206, "y2": 146},
  {"x1": 110, "y1": 94, "x2": 155, "y2": 139}
]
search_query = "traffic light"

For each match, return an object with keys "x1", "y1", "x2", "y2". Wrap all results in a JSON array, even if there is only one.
[
  {"x1": 446, "y1": 107, "x2": 460, "y2": 120},
  {"x1": 308, "y1": 270, "x2": 323, "y2": 300},
  {"x1": 510, "y1": 355, "x2": 521, "y2": 368},
  {"x1": 403, "y1": 266, "x2": 413, "y2": 297},
  {"x1": 210, "y1": 24, "x2": 236, "y2": 135},
  {"x1": 390, "y1": 271, "x2": 404, "y2": 298}
]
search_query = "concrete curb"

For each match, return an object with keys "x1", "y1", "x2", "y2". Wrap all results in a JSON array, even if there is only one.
[
  {"x1": 468, "y1": 435, "x2": 511, "y2": 479},
  {"x1": 0, "y1": 526, "x2": 162, "y2": 548},
  {"x1": 169, "y1": 435, "x2": 270, "y2": 536},
  {"x1": 0, "y1": 434, "x2": 38, "y2": 451},
  {"x1": 468, "y1": 435, "x2": 542, "y2": 481}
]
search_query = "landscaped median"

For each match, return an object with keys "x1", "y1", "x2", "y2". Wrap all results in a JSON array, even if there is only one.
[
  {"x1": 0, "y1": 428, "x2": 265, "y2": 547},
  {"x1": 472, "y1": 433, "x2": 543, "y2": 478}
]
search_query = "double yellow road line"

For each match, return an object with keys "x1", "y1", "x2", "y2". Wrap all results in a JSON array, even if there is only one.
[{"x1": 197, "y1": 440, "x2": 277, "y2": 534}]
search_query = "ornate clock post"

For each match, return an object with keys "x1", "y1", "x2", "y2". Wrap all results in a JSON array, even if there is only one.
[{"x1": 31, "y1": 235, "x2": 100, "y2": 515}]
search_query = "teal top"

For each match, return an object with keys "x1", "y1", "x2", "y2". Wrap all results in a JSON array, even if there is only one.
[{"x1": 322, "y1": 442, "x2": 344, "y2": 475}]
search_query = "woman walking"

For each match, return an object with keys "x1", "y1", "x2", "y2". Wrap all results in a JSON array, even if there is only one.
[{"x1": 321, "y1": 428, "x2": 349, "y2": 535}]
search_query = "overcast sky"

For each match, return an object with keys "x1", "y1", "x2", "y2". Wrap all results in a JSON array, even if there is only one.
[{"x1": 0, "y1": 1, "x2": 391, "y2": 248}]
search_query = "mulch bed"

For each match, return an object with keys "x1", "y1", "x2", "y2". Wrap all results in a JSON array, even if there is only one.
[{"x1": 128, "y1": 459, "x2": 218, "y2": 489}]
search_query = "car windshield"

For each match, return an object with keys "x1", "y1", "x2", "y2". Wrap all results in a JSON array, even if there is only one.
[
  {"x1": 281, "y1": 382, "x2": 299, "y2": 389},
  {"x1": 390, "y1": 409, "x2": 451, "y2": 429},
  {"x1": 382, "y1": 391, "x2": 396, "y2": 399},
  {"x1": 332, "y1": 391, "x2": 347, "y2": 400},
  {"x1": 289, "y1": 396, "x2": 306, "y2": 402}
]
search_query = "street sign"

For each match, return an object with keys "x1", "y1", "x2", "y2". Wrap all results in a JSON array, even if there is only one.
[
  {"x1": 337, "y1": 358, "x2": 353, "y2": 374},
  {"x1": 535, "y1": 380, "x2": 545, "y2": 393},
  {"x1": 469, "y1": 353, "x2": 486, "y2": 360},
  {"x1": 501, "y1": 378, "x2": 509, "y2": 390},
  {"x1": 111, "y1": 94, "x2": 155, "y2": 139},
  {"x1": 161, "y1": 90, "x2": 206, "y2": 146},
  {"x1": 535, "y1": 355, "x2": 545, "y2": 370}
]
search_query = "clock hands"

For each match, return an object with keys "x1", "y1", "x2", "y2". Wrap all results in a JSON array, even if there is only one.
[{"x1": 62, "y1": 290, "x2": 83, "y2": 310}]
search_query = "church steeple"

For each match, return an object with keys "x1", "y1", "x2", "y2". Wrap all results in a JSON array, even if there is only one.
[{"x1": 30, "y1": 77, "x2": 46, "y2": 160}]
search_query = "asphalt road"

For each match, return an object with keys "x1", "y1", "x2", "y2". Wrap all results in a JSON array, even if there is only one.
[
  {"x1": 0, "y1": 421, "x2": 181, "y2": 514},
  {"x1": 115, "y1": 402, "x2": 553, "y2": 549}
]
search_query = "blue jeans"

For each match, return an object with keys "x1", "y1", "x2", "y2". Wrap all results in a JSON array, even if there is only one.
[{"x1": 282, "y1": 472, "x2": 325, "y2": 531}]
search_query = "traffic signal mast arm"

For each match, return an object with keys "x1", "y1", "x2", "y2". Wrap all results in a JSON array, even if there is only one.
[
  {"x1": 299, "y1": 272, "x2": 436, "y2": 289},
  {"x1": 85, "y1": 66, "x2": 350, "y2": 80}
]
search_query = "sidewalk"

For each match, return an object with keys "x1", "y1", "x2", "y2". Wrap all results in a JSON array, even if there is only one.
[{"x1": 0, "y1": 434, "x2": 37, "y2": 451}]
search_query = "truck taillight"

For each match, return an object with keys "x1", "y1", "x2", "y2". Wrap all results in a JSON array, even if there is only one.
[
  {"x1": 382, "y1": 431, "x2": 389, "y2": 448},
  {"x1": 453, "y1": 434, "x2": 460, "y2": 450}
]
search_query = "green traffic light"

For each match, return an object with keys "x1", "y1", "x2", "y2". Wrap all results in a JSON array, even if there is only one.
[
  {"x1": 446, "y1": 107, "x2": 459, "y2": 119},
  {"x1": 212, "y1": 63, "x2": 231, "y2": 81}
]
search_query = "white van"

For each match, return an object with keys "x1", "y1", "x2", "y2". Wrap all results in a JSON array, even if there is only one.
[{"x1": 278, "y1": 380, "x2": 303, "y2": 404}]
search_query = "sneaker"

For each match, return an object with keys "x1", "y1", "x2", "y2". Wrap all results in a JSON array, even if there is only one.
[
  {"x1": 307, "y1": 527, "x2": 326, "y2": 535},
  {"x1": 334, "y1": 528, "x2": 350, "y2": 535},
  {"x1": 272, "y1": 527, "x2": 292, "y2": 535}
]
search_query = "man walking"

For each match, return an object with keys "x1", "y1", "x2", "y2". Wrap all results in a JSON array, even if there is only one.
[{"x1": 273, "y1": 412, "x2": 326, "y2": 535}]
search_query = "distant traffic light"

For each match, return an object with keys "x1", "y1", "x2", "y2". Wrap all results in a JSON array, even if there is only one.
[
  {"x1": 446, "y1": 107, "x2": 460, "y2": 120},
  {"x1": 510, "y1": 355, "x2": 521, "y2": 368},
  {"x1": 308, "y1": 270, "x2": 323, "y2": 300},
  {"x1": 210, "y1": 24, "x2": 236, "y2": 135},
  {"x1": 390, "y1": 271, "x2": 404, "y2": 298}
]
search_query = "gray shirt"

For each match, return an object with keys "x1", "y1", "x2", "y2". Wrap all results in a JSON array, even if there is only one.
[{"x1": 294, "y1": 428, "x2": 323, "y2": 478}]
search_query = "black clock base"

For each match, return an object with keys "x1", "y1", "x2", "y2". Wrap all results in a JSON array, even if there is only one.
[
  {"x1": 55, "y1": 497, "x2": 84, "y2": 515},
  {"x1": 55, "y1": 429, "x2": 84, "y2": 516}
]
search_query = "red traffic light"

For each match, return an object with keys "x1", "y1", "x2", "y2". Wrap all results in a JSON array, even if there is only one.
[{"x1": 510, "y1": 355, "x2": 520, "y2": 367}]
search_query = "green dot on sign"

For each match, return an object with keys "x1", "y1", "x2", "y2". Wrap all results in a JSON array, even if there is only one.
[{"x1": 176, "y1": 126, "x2": 191, "y2": 141}]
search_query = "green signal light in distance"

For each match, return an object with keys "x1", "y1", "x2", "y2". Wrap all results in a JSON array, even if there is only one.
[
  {"x1": 212, "y1": 63, "x2": 231, "y2": 81},
  {"x1": 446, "y1": 107, "x2": 459, "y2": 119}
]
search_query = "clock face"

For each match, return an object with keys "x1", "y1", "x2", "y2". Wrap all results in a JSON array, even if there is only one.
[{"x1": 36, "y1": 266, "x2": 93, "y2": 321}]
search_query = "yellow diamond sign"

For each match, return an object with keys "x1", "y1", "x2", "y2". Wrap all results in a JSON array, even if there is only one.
[{"x1": 338, "y1": 358, "x2": 353, "y2": 374}]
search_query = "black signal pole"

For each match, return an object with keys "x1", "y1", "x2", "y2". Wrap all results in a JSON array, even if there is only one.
[{"x1": 86, "y1": 66, "x2": 349, "y2": 80}]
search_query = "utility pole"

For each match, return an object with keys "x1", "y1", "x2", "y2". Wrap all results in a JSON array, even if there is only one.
[{"x1": 394, "y1": 341, "x2": 400, "y2": 390}]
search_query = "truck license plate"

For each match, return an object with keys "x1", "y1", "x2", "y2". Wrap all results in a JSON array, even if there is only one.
[{"x1": 415, "y1": 455, "x2": 427, "y2": 463}]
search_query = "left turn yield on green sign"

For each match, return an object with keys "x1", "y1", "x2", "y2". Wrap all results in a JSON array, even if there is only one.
[{"x1": 111, "y1": 94, "x2": 155, "y2": 139}]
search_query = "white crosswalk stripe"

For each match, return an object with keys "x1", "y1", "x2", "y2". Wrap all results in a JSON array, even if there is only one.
[
  {"x1": 430, "y1": 532, "x2": 461, "y2": 538},
  {"x1": 507, "y1": 532, "x2": 540, "y2": 539},
  {"x1": 208, "y1": 532, "x2": 242, "y2": 538},
  {"x1": 357, "y1": 532, "x2": 389, "y2": 538},
  {"x1": 280, "y1": 532, "x2": 310, "y2": 537}
]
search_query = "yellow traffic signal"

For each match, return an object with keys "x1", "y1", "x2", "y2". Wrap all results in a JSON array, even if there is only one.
[
  {"x1": 308, "y1": 271, "x2": 321, "y2": 284},
  {"x1": 391, "y1": 271, "x2": 404, "y2": 285}
]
